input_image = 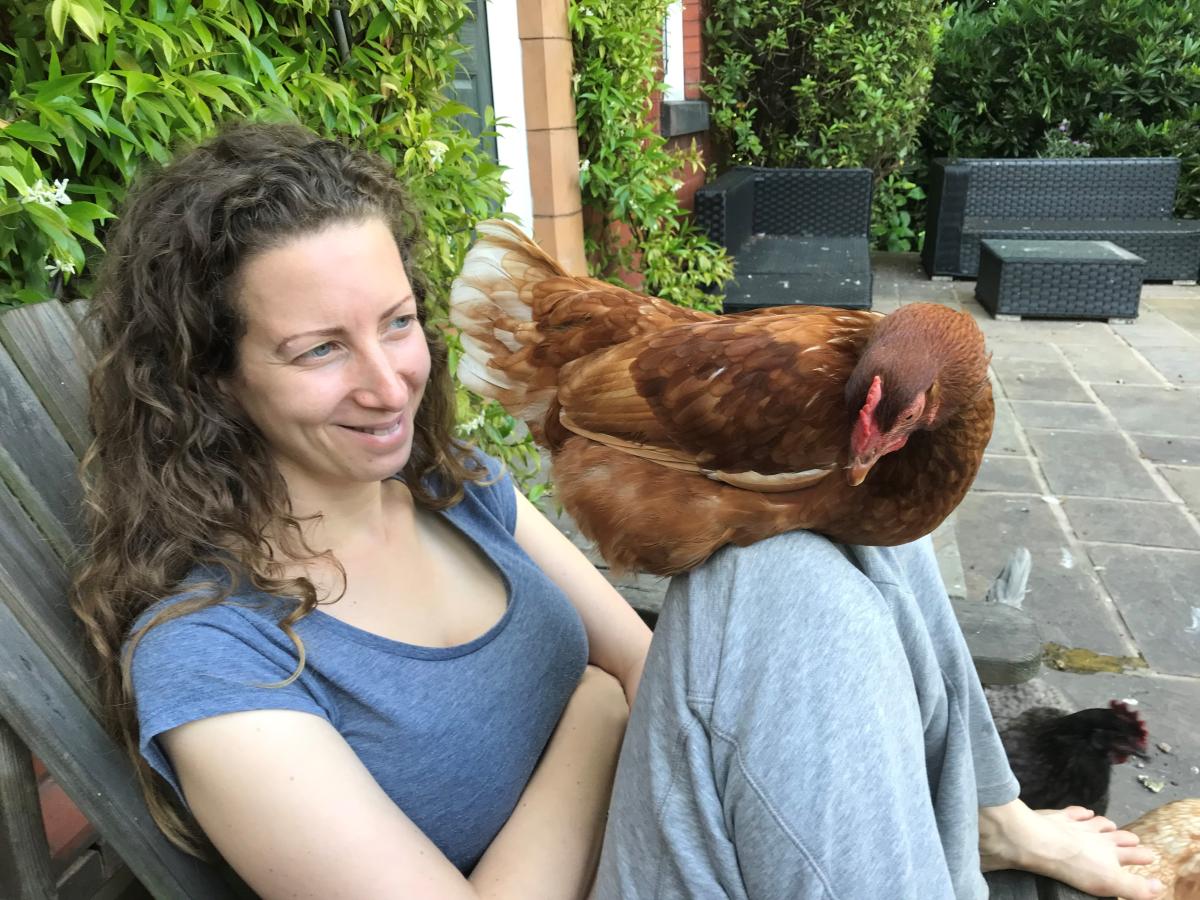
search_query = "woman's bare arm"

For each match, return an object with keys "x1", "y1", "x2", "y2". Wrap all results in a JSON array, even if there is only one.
[
  {"x1": 161, "y1": 666, "x2": 628, "y2": 899},
  {"x1": 513, "y1": 492, "x2": 652, "y2": 706}
]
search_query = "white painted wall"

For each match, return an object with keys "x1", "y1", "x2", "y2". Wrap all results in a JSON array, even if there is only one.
[{"x1": 486, "y1": 0, "x2": 533, "y2": 232}]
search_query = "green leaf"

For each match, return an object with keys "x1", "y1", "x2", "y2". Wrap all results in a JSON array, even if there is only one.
[
  {"x1": 68, "y1": 0, "x2": 105, "y2": 42},
  {"x1": 48, "y1": 0, "x2": 70, "y2": 42},
  {"x1": 0, "y1": 167, "x2": 31, "y2": 194},
  {"x1": 1, "y1": 120, "x2": 58, "y2": 144}
]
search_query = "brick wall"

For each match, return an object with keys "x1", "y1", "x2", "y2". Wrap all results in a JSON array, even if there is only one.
[{"x1": 657, "y1": 0, "x2": 710, "y2": 211}]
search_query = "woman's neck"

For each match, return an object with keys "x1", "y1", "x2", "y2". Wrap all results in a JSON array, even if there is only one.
[{"x1": 272, "y1": 470, "x2": 415, "y2": 560}]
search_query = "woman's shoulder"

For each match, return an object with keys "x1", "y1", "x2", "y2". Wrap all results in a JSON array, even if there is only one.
[
  {"x1": 126, "y1": 567, "x2": 290, "y2": 659},
  {"x1": 445, "y1": 446, "x2": 519, "y2": 533}
]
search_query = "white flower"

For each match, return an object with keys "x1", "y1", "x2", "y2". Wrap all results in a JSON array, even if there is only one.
[
  {"x1": 44, "y1": 255, "x2": 76, "y2": 276},
  {"x1": 22, "y1": 178, "x2": 72, "y2": 208},
  {"x1": 579, "y1": 159, "x2": 590, "y2": 173},
  {"x1": 459, "y1": 412, "x2": 485, "y2": 433},
  {"x1": 422, "y1": 139, "x2": 448, "y2": 170}
]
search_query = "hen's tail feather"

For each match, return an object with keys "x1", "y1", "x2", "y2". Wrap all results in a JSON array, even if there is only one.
[
  {"x1": 450, "y1": 219, "x2": 713, "y2": 434},
  {"x1": 450, "y1": 220, "x2": 572, "y2": 425}
]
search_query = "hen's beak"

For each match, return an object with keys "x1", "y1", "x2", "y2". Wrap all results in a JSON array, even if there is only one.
[{"x1": 847, "y1": 456, "x2": 877, "y2": 486}]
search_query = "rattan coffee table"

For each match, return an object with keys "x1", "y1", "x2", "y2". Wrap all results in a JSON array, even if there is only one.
[{"x1": 975, "y1": 239, "x2": 1144, "y2": 322}]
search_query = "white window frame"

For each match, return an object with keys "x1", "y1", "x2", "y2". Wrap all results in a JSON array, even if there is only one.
[{"x1": 662, "y1": 1, "x2": 685, "y2": 103}]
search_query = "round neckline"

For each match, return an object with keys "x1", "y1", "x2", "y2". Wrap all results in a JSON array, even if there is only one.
[{"x1": 306, "y1": 499, "x2": 516, "y2": 659}]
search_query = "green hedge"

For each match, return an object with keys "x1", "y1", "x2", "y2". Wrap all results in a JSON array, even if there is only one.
[
  {"x1": 0, "y1": 0, "x2": 550, "y2": 482},
  {"x1": 922, "y1": 0, "x2": 1200, "y2": 217},
  {"x1": 703, "y1": 0, "x2": 948, "y2": 251},
  {"x1": 1, "y1": 0, "x2": 506, "y2": 304},
  {"x1": 570, "y1": 0, "x2": 731, "y2": 308}
]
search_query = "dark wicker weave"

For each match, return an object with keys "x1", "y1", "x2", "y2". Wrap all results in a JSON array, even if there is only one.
[
  {"x1": 922, "y1": 157, "x2": 1200, "y2": 281},
  {"x1": 694, "y1": 166, "x2": 874, "y2": 310},
  {"x1": 975, "y1": 240, "x2": 1145, "y2": 320}
]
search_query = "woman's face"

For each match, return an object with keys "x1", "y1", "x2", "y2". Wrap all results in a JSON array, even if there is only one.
[{"x1": 225, "y1": 217, "x2": 432, "y2": 497}]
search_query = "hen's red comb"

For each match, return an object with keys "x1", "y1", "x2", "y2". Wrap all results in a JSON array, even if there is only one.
[{"x1": 1108, "y1": 700, "x2": 1148, "y2": 744}]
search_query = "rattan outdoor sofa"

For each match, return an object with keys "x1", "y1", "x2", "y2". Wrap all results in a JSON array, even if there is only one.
[{"x1": 922, "y1": 156, "x2": 1200, "y2": 282}]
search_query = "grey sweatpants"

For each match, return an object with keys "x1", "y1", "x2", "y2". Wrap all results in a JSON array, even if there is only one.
[{"x1": 593, "y1": 531, "x2": 1019, "y2": 900}]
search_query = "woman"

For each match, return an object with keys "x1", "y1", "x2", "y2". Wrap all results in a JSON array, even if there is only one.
[
  {"x1": 72, "y1": 122, "x2": 1161, "y2": 899},
  {"x1": 73, "y1": 121, "x2": 649, "y2": 898}
]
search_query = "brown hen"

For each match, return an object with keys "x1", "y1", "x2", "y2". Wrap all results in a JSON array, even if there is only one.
[
  {"x1": 451, "y1": 220, "x2": 994, "y2": 576},
  {"x1": 1119, "y1": 799, "x2": 1200, "y2": 900}
]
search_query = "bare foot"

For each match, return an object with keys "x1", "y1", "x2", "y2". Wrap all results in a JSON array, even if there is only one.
[{"x1": 979, "y1": 799, "x2": 1164, "y2": 900}]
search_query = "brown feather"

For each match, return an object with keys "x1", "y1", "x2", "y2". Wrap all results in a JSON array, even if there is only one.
[{"x1": 451, "y1": 220, "x2": 995, "y2": 575}]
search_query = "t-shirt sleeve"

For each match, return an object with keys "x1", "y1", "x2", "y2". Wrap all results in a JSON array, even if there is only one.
[
  {"x1": 469, "y1": 450, "x2": 518, "y2": 534},
  {"x1": 128, "y1": 607, "x2": 330, "y2": 802}
]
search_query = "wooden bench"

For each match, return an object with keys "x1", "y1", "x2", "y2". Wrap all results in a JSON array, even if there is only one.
[
  {"x1": 922, "y1": 156, "x2": 1200, "y2": 282},
  {"x1": 0, "y1": 299, "x2": 1099, "y2": 898}
]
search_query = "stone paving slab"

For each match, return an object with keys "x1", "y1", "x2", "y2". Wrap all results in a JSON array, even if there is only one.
[
  {"x1": 1131, "y1": 345, "x2": 1200, "y2": 386},
  {"x1": 1144, "y1": 295, "x2": 1200, "y2": 332},
  {"x1": 1092, "y1": 385, "x2": 1200, "y2": 438},
  {"x1": 1160, "y1": 465, "x2": 1200, "y2": 513},
  {"x1": 1040, "y1": 668, "x2": 1200, "y2": 826},
  {"x1": 1024, "y1": 428, "x2": 1164, "y2": 500},
  {"x1": 979, "y1": 339, "x2": 1061, "y2": 363},
  {"x1": 987, "y1": 399, "x2": 1024, "y2": 456},
  {"x1": 979, "y1": 318, "x2": 1128, "y2": 347},
  {"x1": 1009, "y1": 400, "x2": 1114, "y2": 432},
  {"x1": 1085, "y1": 544, "x2": 1200, "y2": 677},
  {"x1": 954, "y1": 492, "x2": 1129, "y2": 657},
  {"x1": 973, "y1": 455, "x2": 1041, "y2": 493},
  {"x1": 991, "y1": 357, "x2": 1090, "y2": 402},
  {"x1": 1112, "y1": 310, "x2": 1200, "y2": 348},
  {"x1": 1131, "y1": 434, "x2": 1200, "y2": 466},
  {"x1": 1054, "y1": 341, "x2": 1163, "y2": 386},
  {"x1": 1061, "y1": 498, "x2": 1200, "y2": 550}
]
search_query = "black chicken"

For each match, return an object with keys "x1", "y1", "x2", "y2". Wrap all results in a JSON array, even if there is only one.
[{"x1": 988, "y1": 694, "x2": 1148, "y2": 814}]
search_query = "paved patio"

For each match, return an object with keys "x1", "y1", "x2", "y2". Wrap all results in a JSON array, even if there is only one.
[
  {"x1": 876, "y1": 252, "x2": 1200, "y2": 824},
  {"x1": 551, "y1": 252, "x2": 1200, "y2": 827}
]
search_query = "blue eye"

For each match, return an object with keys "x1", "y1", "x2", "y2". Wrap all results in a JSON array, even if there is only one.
[
  {"x1": 301, "y1": 342, "x2": 334, "y2": 360},
  {"x1": 389, "y1": 314, "x2": 416, "y2": 331}
]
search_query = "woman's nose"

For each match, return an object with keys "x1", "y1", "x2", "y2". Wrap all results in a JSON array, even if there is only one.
[{"x1": 351, "y1": 345, "x2": 409, "y2": 409}]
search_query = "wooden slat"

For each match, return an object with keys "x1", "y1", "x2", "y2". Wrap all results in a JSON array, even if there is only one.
[
  {"x1": 984, "y1": 868, "x2": 1106, "y2": 899},
  {"x1": 61, "y1": 299, "x2": 101, "y2": 359},
  {"x1": 0, "y1": 478, "x2": 94, "y2": 719},
  {"x1": 0, "y1": 300, "x2": 95, "y2": 459},
  {"x1": 0, "y1": 717, "x2": 56, "y2": 899},
  {"x1": 0, "y1": 594, "x2": 232, "y2": 898},
  {"x1": 0, "y1": 333, "x2": 84, "y2": 553}
]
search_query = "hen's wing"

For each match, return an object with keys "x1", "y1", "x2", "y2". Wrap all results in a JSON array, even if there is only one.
[
  {"x1": 555, "y1": 309, "x2": 881, "y2": 487},
  {"x1": 984, "y1": 678, "x2": 1072, "y2": 734},
  {"x1": 451, "y1": 220, "x2": 711, "y2": 431}
]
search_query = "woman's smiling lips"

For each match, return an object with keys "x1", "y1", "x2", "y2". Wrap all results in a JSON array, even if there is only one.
[{"x1": 338, "y1": 415, "x2": 407, "y2": 446}]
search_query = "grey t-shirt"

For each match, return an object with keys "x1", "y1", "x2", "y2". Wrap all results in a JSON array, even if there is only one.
[{"x1": 128, "y1": 455, "x2": 589, "y2": 873}]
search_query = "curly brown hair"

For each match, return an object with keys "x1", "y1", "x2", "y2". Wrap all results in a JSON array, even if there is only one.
[{"x1": 70, "y1": 121, "x2": 486, "y2": 855}]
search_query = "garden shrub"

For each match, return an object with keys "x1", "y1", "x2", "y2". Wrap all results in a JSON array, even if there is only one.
[
  {"x1": 703, "y1": 0, "x2": 949, "y2": 251},
  {"x1": 922, "y1": 0, "x2": 1200, "y2": 217},
  {"x1": 0, "y1": 0, "x2": 545, "y2": 485},
  {"x1": 570, "y1": 0, "x2": 731, "y2": 308}
]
